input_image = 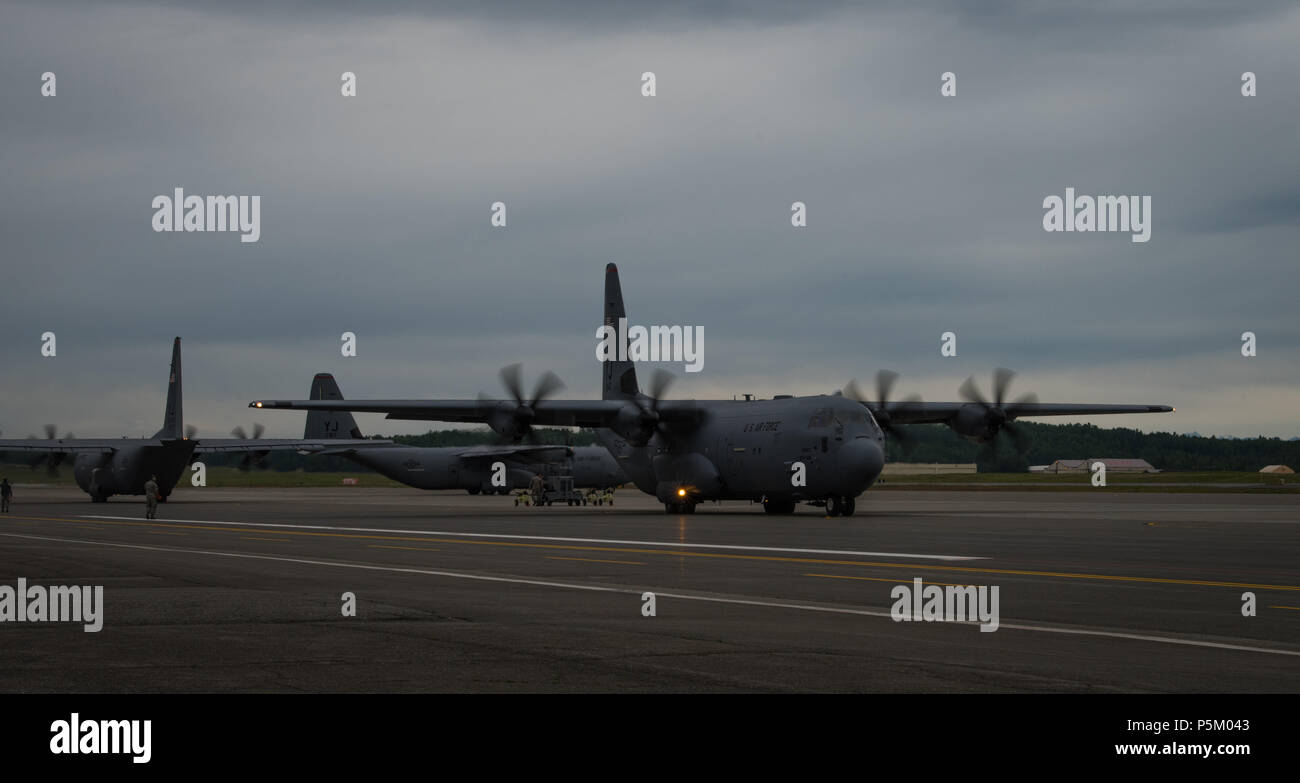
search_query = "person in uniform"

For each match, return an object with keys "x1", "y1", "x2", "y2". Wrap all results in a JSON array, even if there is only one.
[
  {"x1": 529, "y1": 473, "x2": 545, "y2": 507},
  {"x1": 144, "y1": 474, "x2": 159, "y2": 520},
  {"x1": 0, "y1": 478, "x2": 12, "y2": 513}
]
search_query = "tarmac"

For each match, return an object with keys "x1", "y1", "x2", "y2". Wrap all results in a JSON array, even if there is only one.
[{"x1": 0, "y1": 486, "x2": 1296, "y2": 692}]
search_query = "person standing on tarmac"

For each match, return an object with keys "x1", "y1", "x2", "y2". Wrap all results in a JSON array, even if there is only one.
[
  {"x1": 529, "y1": 473, "x2": 545, "y2": 507},
  {"x1": 1, "y1": 478, "x2": 12, "y2": 513},
  {"x1": 144, "y1": 474, "x2": 160, "y2": 520}
]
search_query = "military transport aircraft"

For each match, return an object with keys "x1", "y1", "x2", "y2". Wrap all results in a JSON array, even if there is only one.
[
  {"x1": 250, "y1": 265, "x2": 1173, "y2": 516},
  {"x1": 295, "y1": 372, "x2": 628, "y2": 493},
  {"x1": 0, "y1": 337, "x2": 381, "y2": 502}
]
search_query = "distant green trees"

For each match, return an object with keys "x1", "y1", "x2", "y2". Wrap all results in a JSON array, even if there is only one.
[
  {"x1": 882, "y1": 422, "x2": 1300, "y2": 472},
  {"x1": 6, "y1": 424, "x2": 1290, "y2": 475}
]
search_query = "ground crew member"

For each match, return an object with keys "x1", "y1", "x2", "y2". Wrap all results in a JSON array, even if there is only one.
[
  {"x1": 529, "y1": 473, "x2": 545, "y2": 506},
  {"x1": 0, "y1": 478, "x2": 12, "y2": 513},
  {"x1": 144, "y1": 474, "x2": 160, "y2": 519}
]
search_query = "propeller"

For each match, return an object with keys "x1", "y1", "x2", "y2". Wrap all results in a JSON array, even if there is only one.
[
  {"x1": 230, "y1": 423, "x2": 269, "y2": 470},
  {"x1": 28, "y1": 424, "x2": 71, "y2": 475},
  {"x1": 478, "y1": 364, "x2": 566, "y2": 443},
  {"x1": 231, "y1": 423, "x2": 264, "y2": 441},
  {"x1": 958, "y1": 368, "x2": 1038, "y2": 454},
  {"x1": 625, "y1": 368, "x2": 676, "y2": 446},
  {"x1": 185, "y1": 424, "x2": 197, "y2": 440},
  {"x1": 845, "y1": 370, "x2": 920, "y2": 446}
]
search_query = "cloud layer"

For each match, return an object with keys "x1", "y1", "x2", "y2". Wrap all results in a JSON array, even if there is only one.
[{"x1": 1, "y1": 1, "x2": 1296, "y2": 439}]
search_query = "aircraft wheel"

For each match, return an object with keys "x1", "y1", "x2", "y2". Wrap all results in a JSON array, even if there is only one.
[
  {"x1": 826, "y1": 495, "x2": 843, "y2": 517},
  {"x1": 468, "y1": 487, "x2": 481, "y2": 495},
  {"x1": 842, "y1": 496, "x2": 856, "y2": 516},
  {"x1": 91, "y1": 494, "x2": 108, "y2": 503},
  {"x1": 158, "y1": 494, "x2": 168, "y2": 503}
]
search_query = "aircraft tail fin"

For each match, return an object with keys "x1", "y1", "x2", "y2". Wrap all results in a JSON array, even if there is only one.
[
  {"x1": 305, "y1": 374, "x2": 364, "y2": 439},
  {"x1": 601, "y1": 263, "x2": 640, "y2": 400},
  {"x1": 152, "y1": 336, "x2": 184, "y2": 440}
]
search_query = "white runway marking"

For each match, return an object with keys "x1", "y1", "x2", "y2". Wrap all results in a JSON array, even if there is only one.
[
  {"x1": 78, "y1": 515, "x2": 983, "y2": 561},
  {"x1": 5, "y1": 531, "x2": 1298, "y2": 659}
]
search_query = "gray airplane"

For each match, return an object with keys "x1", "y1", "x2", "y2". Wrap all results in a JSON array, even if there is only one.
[
  {"x1": 296, "y1": 372, "x2": 628, "y2": 493},
  {"x1": 0, "y1": 337, "x2": 379, "y2": 502},
  {"x1": 251, "y1": 265, "x2": 1173, "y2": 516}
]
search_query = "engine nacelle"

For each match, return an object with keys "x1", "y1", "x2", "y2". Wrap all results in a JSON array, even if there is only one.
[
  {"x1": 612, "y1": 402, "x2": 655, "y2": 445},
  {"x1": 652, "y1": 452, "x2": 723, "y2": 501},
  {"x1": 948, "y1": 404, "x2": 1006, "y2": 443}
]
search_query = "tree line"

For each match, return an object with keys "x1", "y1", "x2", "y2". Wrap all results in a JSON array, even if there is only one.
[{"x1": 4, "y1": 423, "x2": 1294, "y2": 475}]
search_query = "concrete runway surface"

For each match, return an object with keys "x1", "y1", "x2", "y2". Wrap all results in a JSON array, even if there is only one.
[{"x1": 0, "y1": 486, "x2": 1296, "y2": 692}]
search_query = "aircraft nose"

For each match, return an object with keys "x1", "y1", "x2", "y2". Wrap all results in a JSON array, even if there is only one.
[{"x1": 840, "y1": 437, "x2": 884, "y2": 491}]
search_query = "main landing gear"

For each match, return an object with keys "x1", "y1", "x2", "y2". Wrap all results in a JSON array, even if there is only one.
[
  {"x1": 664, "y1": 501, "x2": 696, "y2": 514},
  {"x1": 825, "y1": 495, "x2": 856, "y2": 517}
]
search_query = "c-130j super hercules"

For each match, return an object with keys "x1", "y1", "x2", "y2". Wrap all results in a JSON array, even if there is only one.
[
  {"x1": 0, "y1": 337, "x2": 381, "y2": 502},
  {"x1": 251, "y1": 265, "x2": 1173, "y2": 516}
]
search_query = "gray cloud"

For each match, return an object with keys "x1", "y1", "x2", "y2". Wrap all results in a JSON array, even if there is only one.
[{"x1": 0, "y1": 2, "x2": 1297, "y2": 440}]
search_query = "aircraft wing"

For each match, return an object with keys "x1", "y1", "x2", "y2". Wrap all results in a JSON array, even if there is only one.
[
  {"x1": 250, "y1": 399, "x2": 634, "y2": 427},
  {"x1": 452, "y1": 444, "x2": 574, "y2": 461},
  {"x1": 192, "y1": 438, "x2": 389, "y2": 453},
  {"x1": 862, "y1": 402, "x2": 1174, "y2": 425},
  {"x1": 0, "y1": 438, "x2": 133, "y2": 454}
]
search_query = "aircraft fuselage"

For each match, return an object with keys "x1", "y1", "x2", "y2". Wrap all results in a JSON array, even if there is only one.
[
  {"x1": 72, "y1": 441, "x2": 194, "y2": 501},
  {"x1": 599, "y1": 394, "x2": 885, "y2": 505},
  {"x1": 340, "y1": 445, "x2": 626, "y2": 492}
]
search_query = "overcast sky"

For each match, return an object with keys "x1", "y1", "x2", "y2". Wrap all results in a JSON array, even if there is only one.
[{"x1": 1, "y1": 1, "x2": 1297, "y2": 440}]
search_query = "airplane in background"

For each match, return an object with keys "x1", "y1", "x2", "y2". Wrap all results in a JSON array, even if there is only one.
[
  {"x1": 0, "y1": 337, "x2": 381, "y2": 502},
  {"x1": 251, "y1": 265, "x2": 1173, "y2": 516},
  {"x1": 295, "y1": 372, "x2": 627, "y2": 493}
]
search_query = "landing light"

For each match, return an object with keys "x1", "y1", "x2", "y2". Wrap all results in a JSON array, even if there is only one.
[
  {"x1": 677, "y1": 488, "x2": 686, "y2": 497},
  {"x1": 255, "y1": 402, "x2": 263, "y2": 408}
]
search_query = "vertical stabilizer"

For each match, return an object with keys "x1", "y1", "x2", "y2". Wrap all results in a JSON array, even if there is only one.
[
  {"x1": 602, "y1": 264, "x2": 640, "y2": 400},
  {"x1": 153, "y1": 337, "x2": 183, "y2": 439},
  {"x1": 305, "y1": 374, "x2": 363, "y2": 439}
]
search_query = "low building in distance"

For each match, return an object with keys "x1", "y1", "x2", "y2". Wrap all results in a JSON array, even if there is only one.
[{"x1": 1035, "y1": 458, "x2": 1158, "y2": 474}]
